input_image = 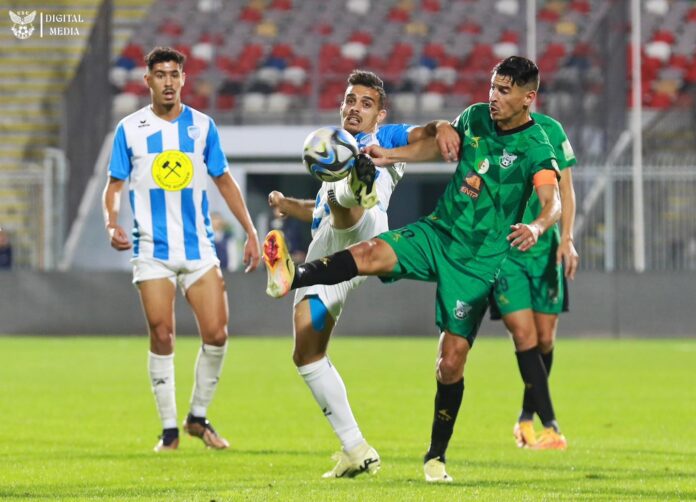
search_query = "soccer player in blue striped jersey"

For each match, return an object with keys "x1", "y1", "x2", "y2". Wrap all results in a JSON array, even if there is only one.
[
  {"x1": 103, "y1": 47, "x2": 260, "y2": 452},
  {"x1": 263, "y1": 70, "x2": 460, "y2": 478}
]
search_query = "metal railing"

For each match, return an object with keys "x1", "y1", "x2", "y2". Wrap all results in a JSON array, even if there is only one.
[
  {"x1": 0, "y1": 149, "x2": 68, "y2": 269},
  {"x1": 575, "y1": 165, "x2": 696, "y2": 271}
]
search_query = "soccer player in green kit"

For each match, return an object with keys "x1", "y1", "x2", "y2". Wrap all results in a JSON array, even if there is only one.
[
  {"x1": 263, "y1": 56, "x2": 562, "y2": 482},
  {"x1": 490, "y1": 113, "x2": 578, "y2": 450}
]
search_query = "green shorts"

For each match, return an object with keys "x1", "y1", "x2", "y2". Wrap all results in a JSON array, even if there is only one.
[
  {"x1": 377, "y1": 219, "x2": 503, "y2": 346},
  {"x1": 491, "y1": 251, "x2": 566, "y2": 317}
]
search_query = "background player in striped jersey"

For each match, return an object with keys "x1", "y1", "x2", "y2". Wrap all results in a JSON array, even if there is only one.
[
  {"x1": 264, "y1": 70, "x2": 459, "y2": 478},
  {"x1": 103, "y1": 47, "x2": 260, "y2": 452},
  {"x1": 490, "y1": 113, "x2": 579, "y2": 450},
  {"x1": 263, "y1": 56, "x2": 562, "y2": 482}
]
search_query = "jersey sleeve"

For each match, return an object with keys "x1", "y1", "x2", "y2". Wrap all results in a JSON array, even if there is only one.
[
  {"x1": 450, "y1": 105, "x2": 472, "y2": 136},
  {"x1": 545, "y1": 121, "x2": 576, "y2": 170},
  {"x1": 376, "y1": 124, "x2": 413, "y2": 148},
  {"x1": 529, "y1": 143, "x2": 560, "y2": 180},
  {"x1": 204, "y1": 118, "x2": 229, "y2": 177},
  {"x1": 107, "y1": 123, "x2": 132, "y2": 180}
]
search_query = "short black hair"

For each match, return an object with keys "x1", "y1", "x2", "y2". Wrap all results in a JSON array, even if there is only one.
[
  {"x1": 145, "y1": 46, "x2": 186, "y2": 71},
  {"x1": 347, "y1": 69, "x2": 387, "y2": 109},
  {"x1": 492, "y1": 56, "x2": 540, "y2": 91}
]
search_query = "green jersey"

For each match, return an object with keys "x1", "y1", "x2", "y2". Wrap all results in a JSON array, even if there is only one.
[
  {"x1": 509, "y1": 112, "x2": 576, "y2": 258},
  {"x1": 428, "y1": 103, "x2": 559, "y2": 266}
]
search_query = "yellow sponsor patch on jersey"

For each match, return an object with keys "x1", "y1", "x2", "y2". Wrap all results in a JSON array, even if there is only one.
[{"x1": 152, "y1": 150, "x2": 193, "y2": 191}]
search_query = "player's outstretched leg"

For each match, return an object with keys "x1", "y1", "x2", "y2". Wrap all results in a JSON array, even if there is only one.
[
  {"x1": 263, "y1": 230, "x2": 295, "y2": 298},
  {"x1": 183, "y1": 413, "x2": 230, "y2": 449},
  {"x1": 349, "y1": 153, "x2": 378, "y2": 209}
]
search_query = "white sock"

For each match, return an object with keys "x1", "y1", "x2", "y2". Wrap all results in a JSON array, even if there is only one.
[
  {"x1": 190, "y1": 342, "x2": 227, "y2": 418},
  {"x1": 326, "y1": 177, "x2": 359, "y2": 208},
  {"x1": 148, "y1": 352, "x2": 177, "y2": 429},
  {"x1": 298, "y1": 356, "x2": 364, "y2": 452}
]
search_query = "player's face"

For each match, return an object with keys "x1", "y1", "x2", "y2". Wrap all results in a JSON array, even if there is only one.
[
  {"x1": 488, "y1": 73, "x2": 535, "y2": 129},
  {"x1": 340, "y1": 85, "x2": 386, "y2": 135},
  {"x1": 145, "y1": 61, "x2": 185, "y2": 109}
]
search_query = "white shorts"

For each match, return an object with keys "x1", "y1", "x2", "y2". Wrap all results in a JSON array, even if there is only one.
[
  {"x1": 294, "y1": 207, "x2": 388, "y2": 322},
  {"x1": 132, "y1": 255, "x2": 220, "y2": 292}
]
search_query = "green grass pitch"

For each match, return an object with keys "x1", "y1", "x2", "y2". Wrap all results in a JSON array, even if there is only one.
[{"x1": 0, "y1": 336, "x2": 694, "y2": 501}]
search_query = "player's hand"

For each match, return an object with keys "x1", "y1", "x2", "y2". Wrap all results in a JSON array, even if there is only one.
[
  {"x1": 268, "y1": 190, "x2": 287, "y2": 217},
  {"x1": 436, "y1": 123, "x2": 460, "y2": 162},
  {"x1": 362, "y1": 145, "x2": 390, "y2": 166},
  {"x1": 107, "y1": 224, "x2": 132, "y2": 251},
  {"x1": 508, "y1": 223, "x2": 542, "y2": 252},
  {"x1": 557, "y1": 237, "x2": 579, "y2": 280},
  {"x1": 242, "y1": 231, "x2": 260, "y2": 273}
]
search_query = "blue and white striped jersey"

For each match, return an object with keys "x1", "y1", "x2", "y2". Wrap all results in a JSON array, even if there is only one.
[
  {"x1": 311, "y1": 123, "x2": 414, "y2": 236},
  {"x1": 108, "y1": 104, "x2": 227, "y2": 262}
]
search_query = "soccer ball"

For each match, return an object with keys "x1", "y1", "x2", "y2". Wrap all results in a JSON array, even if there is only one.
[{"x1": 302, "y1": 126, "x2": 359, "y2": 182}]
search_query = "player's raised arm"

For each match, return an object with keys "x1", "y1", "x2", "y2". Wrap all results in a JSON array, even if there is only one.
[
  {"x1": 102, "y1": 176, "x2": 132, "y2": 251},
  {"x1": 408, "y1": 120, "x2": 460, "y2": 162},
  {"x1": 364, "y1": 135, "x2": 443, "y2": 166},
  {"x1": 213, "y1": 172, "x2": 260, "y2": 272},
  {"x1": 508, "y1": 170, "x2": 561, "y2": 252},
  {"x1": 268, "y1": 190, "x2": 314, "y2": 223}
]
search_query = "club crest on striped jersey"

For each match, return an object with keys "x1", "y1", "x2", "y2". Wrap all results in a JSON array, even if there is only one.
[
  {"x1": 152, "y1": 150, "x2": 194, "y2": 191},
  {"x1": 187, "y1": 125, "x2": 201, "y2": 140}
]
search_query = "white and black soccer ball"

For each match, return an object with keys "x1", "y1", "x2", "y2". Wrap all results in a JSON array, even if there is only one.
[{"x1": 302, "y1": 126, "x2": 359, "y2": 182}]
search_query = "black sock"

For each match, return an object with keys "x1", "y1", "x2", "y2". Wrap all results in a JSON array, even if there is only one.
[
  {"x1": 516, "y1": 347, "x2": 556, "y2": 427},
  {"x1": 291, "y1": 249, "x2": 358, "y2": 289},
  {"x1": 424, "y1": 379, "x2": 464, "y2": 463},
  {"x1": 520, "y1": 347, "x2": 555, "y2": 421},
  {"x1": 541, "y1": 348, "x2": 554, "y2": 375}
]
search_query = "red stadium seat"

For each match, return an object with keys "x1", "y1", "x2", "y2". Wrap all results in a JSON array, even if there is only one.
[
  {"x1": 216, "y1": 94, "x2": 236, "y2": 111},
  {"x1": 387, "y1": 7, "x2": 411, "y2": 23},
  {"x1": 239, "y1": 6, "x2": 263, "y2": 23}
]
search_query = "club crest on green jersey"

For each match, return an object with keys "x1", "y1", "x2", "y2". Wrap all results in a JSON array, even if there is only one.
[
  {"x1": 453, "y1": 300, "x2": 471, "y2": 320},
  {"x1": 499, "y1": 149, "x2": 517, "y2": 169}
]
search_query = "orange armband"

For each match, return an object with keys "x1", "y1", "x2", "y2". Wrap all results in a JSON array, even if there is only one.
[{"x1": 533, "y1": 169, "x2": 559, "y2": 188}]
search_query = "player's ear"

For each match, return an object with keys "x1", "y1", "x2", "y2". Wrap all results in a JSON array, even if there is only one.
[
  {"x1": 523, "y1": 89, "x2": 536, "y2": 108},
  {"x1": 180, "y1": 71, "x2": 186, "y2": 87},
  {"x1": 376, "y1": 108, "x2": 387, "y2": 125}
]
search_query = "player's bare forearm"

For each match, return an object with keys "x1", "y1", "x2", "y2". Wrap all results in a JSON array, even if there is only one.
[
  {"x1": 558, "y1": 168, "x2": 579, "y2": 278},
  {"x1": 102, "y1": 177, "x2": 132, "y2": 251},
  {"x1": 366, "y1": 136, "x2": 443, "y2": 166},
  {"x1": 214, "y1": 172, "x2": 260, "y2": 272},
  {"x1": 214, "y1": 172, "x2": 257, "y2": 236},
  {"x1": 559, "y1": 168, "x2": 576, "y2": 243},
  {"x1": 532, "y1": 183, "x2": 561, "y2": 233},
  {"x1": 508, "y1": 183, "x2": 561, "y2": 251},
  {"x1": 268, "y1": 190, "x2": 313, "y2": 222},
  {"x1": 416, "y1": 120, "x2": 460, "y2": 162}
]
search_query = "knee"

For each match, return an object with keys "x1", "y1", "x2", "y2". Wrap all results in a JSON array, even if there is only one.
[
  {"x1": 350, "y1": 239, "x2": 390, "y2": 275},
  {"x1": 292, "y1": 349, "x2": 325, "y2": 368},
  {"x1": 149, "y1": 323, "x2": 174, "y2": 351},
  {"x1": 437, "y1": 354, "x2": 466, "y2": 384},
  {"x1": 537, "y1": 330, "x2": 555, "y2": 353},
  {"x1": 201, "y1": 325, "x2": 228, "y2": 347},
  {"x1": 510, "y1": 327, "x2": 538, "y2": 351}
]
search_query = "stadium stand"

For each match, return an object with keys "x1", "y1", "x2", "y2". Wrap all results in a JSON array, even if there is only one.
[
  {"x1": 109, "y1": 0, "x2": 696, "y2": 125},
  {"x1": 0, "y1": 0, "x2": 152, "y2": 267}
]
